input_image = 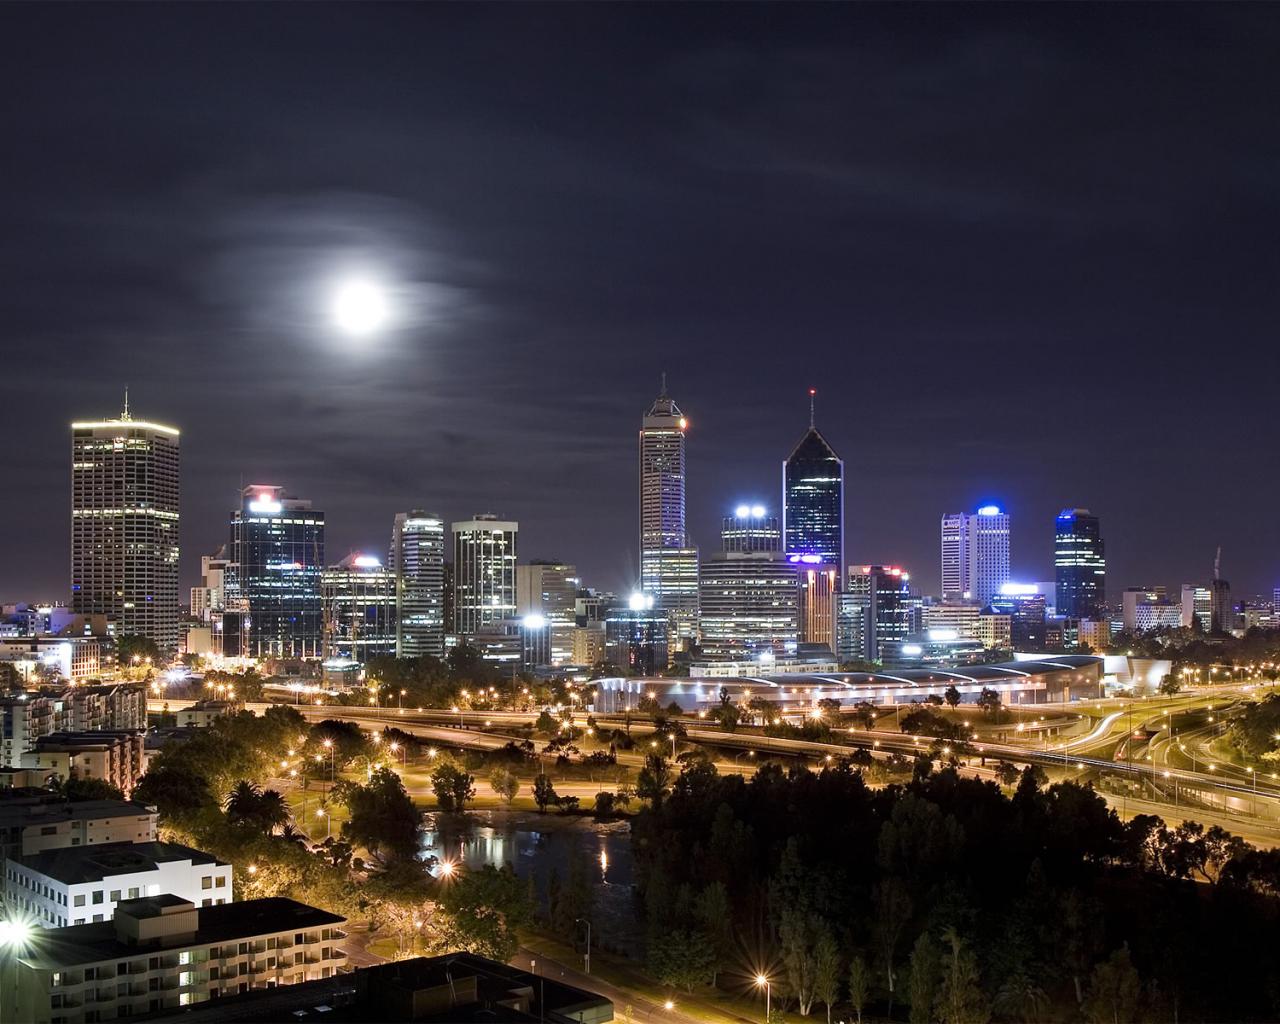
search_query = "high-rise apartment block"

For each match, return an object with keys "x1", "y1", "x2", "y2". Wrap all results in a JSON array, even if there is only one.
[
  {"x1": 1054, "y1": 509, "x2": 1106, "y2": 619},
  {"x1": 71, "y1": 404, "x2": 180, "y2": 653},
  {"x1": 639, "y1": 382, "x2": 698, "y2": 648},
  {"x1": 388, "y1": 511, "x2": 446, "y2": 658},
  {"x1": 451, "y1": 515, "x2": 518, "y2": 635},
  {"x1": 940, "y1": 506, "x2": 1009, "y2": 607},
  {"x1": 221, "y1": 487, "x2": 324, "y2": 660}
]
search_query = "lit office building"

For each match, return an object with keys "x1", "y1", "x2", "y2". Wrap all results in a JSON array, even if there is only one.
[
  {"x1": 922, "y1": 600, "x2": 983, "y2": 639},
  {"x1": 639, "y1": 382, "x2": 699, "y2": 648},
  {"x1": 843, "y1": 566, "x2": 913, "y2": 663},
  {"x1": 189, "y1": 549, "x2": 229, "y2": 625},
  {"x1": 71, "y1": 403, "x2": 180, "y2": 653},
  {"x1": 1054, "y1": 509, "x2": 1106, "y2": 619},
  {"x1": 516, "y1": 562, "x2": 579, "y2": 665},
  {"x1": 321, "y1": 554, "x2": 397, "y2": 662},
  {"x1": 699, "y1": 515, "x2": 799, "y2": 662},
  {"x1": 604, "y1": 595, "x2": 670, "y2": 675},
  {"x1": 221, "y1": 486, "x2": 324, "y2": 660},
  {"x1": 451, "y1": 515, "x2": 518, "y2": 635},
  {"x1": 798, "y1": 563, "x2": 839, "y2": 651},
  {"x1": 388, "y1": 511, "x2": 446, "y2": 658},
  {"x1": 940, "y1": 506, "x2": 1009, "y2": 606},
  {"x1": 1210, "y1": 576, "x2": 1233, "y2": 635},
  {"x1": 783, "y1": 390, "x2": 844, "y2": 569},
  {"x1": 1180, "y1": 584, "x2": 1212, "y2": 632},
  {"x1": 991, "y1": 584, "x2": 1048, "y2": 649}
]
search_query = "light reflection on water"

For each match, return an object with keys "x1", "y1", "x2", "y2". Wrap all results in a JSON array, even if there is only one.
[{"x1": 419, "y1": 810, "x2": 639, "y2": 953}]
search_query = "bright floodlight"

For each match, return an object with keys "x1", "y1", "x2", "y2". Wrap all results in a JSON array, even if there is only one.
[
  {"x1": 628, "y1": 593, "x2": 652, "y2": 611},
  {"x1": 522, "y1": 614, "x2": 547, "y2": 630},
  {"x1": 735, "y1": 504, "x2": 751, "y2": 518},
  {"x1": 332, "y1": 280, "x2": 388, "y2": 335},
  {"x1": 750, "y1": 504, "x2": 766, "y2": 518},
  {"x1": 0, "y1": 918, "x2": 32, "y2": 948}
]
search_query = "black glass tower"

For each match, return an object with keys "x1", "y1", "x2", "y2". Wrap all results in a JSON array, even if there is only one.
[
  {"x1": 783, "y1": 391, "x2": 844, "y2": 569},
  {"x1": 1054, "y1": 509, "x2": 1106, "y2": 619}
]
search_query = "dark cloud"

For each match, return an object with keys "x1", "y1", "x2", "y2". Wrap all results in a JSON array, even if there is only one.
[{"x1": 1, "y1": 4, "x2": 1277, "y2": 601}]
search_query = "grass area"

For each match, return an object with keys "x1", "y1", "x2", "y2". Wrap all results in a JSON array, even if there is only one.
[{"x1": 284, "y1": 785, "x2": 350, "y2": 841}]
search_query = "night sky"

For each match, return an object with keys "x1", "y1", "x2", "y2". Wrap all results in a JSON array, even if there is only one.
[{"x1": 3, "y1": 4, "x2": 1278, "y2": 603}]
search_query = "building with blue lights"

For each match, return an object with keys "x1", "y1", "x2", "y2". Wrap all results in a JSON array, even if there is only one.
[
  {"x1": 221, "y1": 486, "x2": 325, "y2": 660},
  {"x1": 782, "y1": 391, "x2": 844, "y2": 570},
  {"x1": 1054, "y1": 508, "x2": 1106, "y2": 619},
  {"x1": 940, "y1": 506, "x2": 1010, "y2": 606}
]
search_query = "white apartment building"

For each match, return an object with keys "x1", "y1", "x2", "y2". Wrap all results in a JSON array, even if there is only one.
[
  {"x1": 940, "y1": 507, "x2": 1011, "y2": 607},
  {"x1": 0, "y1": 797, "x2": 157, "y2": 863},
  {"x1": 12, "y1": 895, "x2": 346, "y2": 1024},
  {"x1": 6, "y1": 841, "x2": 231, "y2": 928}
]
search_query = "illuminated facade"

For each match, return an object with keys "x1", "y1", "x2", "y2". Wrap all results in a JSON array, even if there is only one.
[
  {"x1": 604, "y1": 597, "x2": 669, "y2": 675},
  {"x1": 516, "y1": 562, "x2": 579, "y2": 665},
  {"x1": 845, "y1": 566, "x2": 913, "y2": 663},
  {"x1": 940, "y1": 506, "x2": 1010, "y2": 607},
  {"x1": 451, "y1": 515, "x2": 518, "y2": 635},
  {"x1": 639, "y1": 382, "x2": 699, "y2": 647},
  {"x1": 1180, "y1": 584, "x2": 1212, "y2": 631},
  {"x1": 222, "y1": 486, "x2": 325, "y2": 660},
  {"x1": 799, "y1": 564, "x2": 838, "y2": 651},
  {"x1": 698, "y1": 511, "x2": 798, "y2": 661},
  {"x1": 388, "y1": 511, "x2": 445, "y2": 658},
  {"x1": 1054, "y1": 509, "x2": 1106, "y2": 619},
  {"x1": 991, "y1": 586, "x2": 1048, "y2": 649},
  {"x1": 70, "y1": 406, "x2": 180, "y2": 653},
  {"x1": 782, "y1": 392, "x2": 844, "y2": 569},
  {"x1": 321, "y1": 554, "x2": 398, "y2": 662}
]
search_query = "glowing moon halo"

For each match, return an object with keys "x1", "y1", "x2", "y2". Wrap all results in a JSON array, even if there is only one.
[{"x1": 331, "y1": 279, "x2": 389, "y2": 335}]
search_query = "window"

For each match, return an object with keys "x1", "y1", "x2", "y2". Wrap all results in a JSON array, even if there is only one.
[
  {"x1": 128, "y1": 887, "x2": 139, "y2": 899},
  {"x1": 215, "y1": 876, "x2": 226, "y2": 887},
  {"x1": 202, "y1": 899, "x2": 211, "y2": 907},
  {"x1": 209, "y1": 967, "x2": 220, "y2": 980},
  {"x1": 93, "y1": 914, "x2": 103, "y2": 922},
  {"x1": 201, "y1": 877, "x2": 212, "y2": 890},
  {"x1": 92, "y1": 890, "x2": 104, "y2": 905},
  {"x1": 74, "y1": 895, "x2": 86, "y2": 908},
  {"x1": 110, "y1": 891, "x2": 121, "y2": 902}
]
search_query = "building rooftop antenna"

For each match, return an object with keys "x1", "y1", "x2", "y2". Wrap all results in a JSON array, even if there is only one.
[
  {"x1": 809, "y1": 387, "x2": 816, "y2": 429},
  {"x1": 122, "y1": 386, "x2": 131, "y2": 421}
]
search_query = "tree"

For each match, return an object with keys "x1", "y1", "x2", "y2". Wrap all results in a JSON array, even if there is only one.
[
  {"x1": 813, "y1": 927, "x2": 841, "y2": 1024},
  {"x1": 714, "y1": 702, "x2": 740, "y2": 732},
  {"x1": 934, "y1": 928, "x2": 988, "y2": 1024},
  {"x1": 593, "y1": 791, "x2": 616, "y2": 815},
  {"x1": 872, "y1": 878, "x2": 912, "y2": 1005},
  {"x1": 488, "y1": 766, "x2": 520, "y2": 805},
  {"x1": 134, "y1": 761, "x2": 215, "y2": 819},
  {"x1": 533, "y1": 774, "x2": 558, "y2": 813},
  {"x1": 117, "y1": 634, "x2": 162, "y2": 667},
  {"x1": 1083, "y1": 945, "x2": 1141, "y2": 1024},
  {"x1": 647, "y1": 929, "x2": 716, "y2": 993},
  {"x1": 850, "y1": 701, "x2": 877, "y2": 729},
  {"x1": 54, "y1": 776, "x2": 126, "y2": 802},
  {"x1": 943, "y1": 685, "x2": 961, "y2": 709},
  {"x1": 848, "y1": 956, "x2": 871, "y2": 1024},
  {"x1": 341, "y1": 766, "x2": 421, "y2": 863},
  {"x1": 817, "y1": 697, "x2": 842, "y2": 720},
  {"x1": 694, "y1": 882, "x2": 733, "y2": 984},
  {"x1": 430, "y1": 760, "x2": 476, "y2": 812},
  {"x1": 976, "y1": 687, "x2": 1002, "y2": 718},
  {"x1": 636, "y1": 753, "x2": 672, "y2": 807},
  {"x1": 907, "y1": 932, "x2": 940, "y2": 1024},
  {"x1": 993, "y1": 761, "x2": 1021, "y2": 787},
  {"x1": 1158, "y1": 674, "x2": 1182, "y2": 695},
  {"x1": 994, "y1": 972, "x2": 1048, "y2": 1023},
  {"x1": 437, "y1": 864, "x2": 532, "y2": 961}
]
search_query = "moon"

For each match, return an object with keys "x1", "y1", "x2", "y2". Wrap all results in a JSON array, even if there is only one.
[{"x1": 331, "y1": 279, "x2": 389, "y2": 335}]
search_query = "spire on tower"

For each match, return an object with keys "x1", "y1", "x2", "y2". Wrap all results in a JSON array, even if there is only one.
[
  {"x1": 660, "y1": 371, "x2": 668, "y2": 398},
  {"x1": 122, "y1": 386, "x2": 131, "y2": 421},
  {"x1": 808, "y1": 387, "x2": 816, "y2": 429}
]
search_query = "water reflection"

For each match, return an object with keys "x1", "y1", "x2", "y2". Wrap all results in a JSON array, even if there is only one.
[{"x1": 420, "y1": 810, "x2": 638, "y2": 953}]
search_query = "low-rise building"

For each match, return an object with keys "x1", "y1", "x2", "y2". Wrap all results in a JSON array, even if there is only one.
[
  {"x1": 11, "y1": 896, "x2": 347, "y2": 1024},
  {"x1": 0, "y1": 795, "x2": 157, "y2": 862},
  {"x1": 31, "y1": 732, "x2": 147, "y2": 798},
  {"x1": 6, "y1": 841, "x2": 232, "y2": 928},
  {"x1": 174, "y1": 700, "x2": 235, "y2": 729},
  {"x1": 0, "y1": 637, "x2": 108, "y2": 684}
]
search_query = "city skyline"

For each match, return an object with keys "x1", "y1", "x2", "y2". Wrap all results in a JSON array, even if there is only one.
[{"x1": 3, "y1": 5, "x2": 1279, "y2": 601}]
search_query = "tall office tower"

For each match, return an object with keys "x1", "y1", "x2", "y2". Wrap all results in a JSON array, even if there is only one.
[
  {"x1": 516, "y1": 561, "x2": 579, "y2": 665},
  {"x1": 783, "y1": 390, "x2": 844, "y2": 569},
  {"x1": 990, "y1": 585, "x2": 1048, "y2": 650},
  {"x1": 321, "y1": 553, "x2": 398, "y2": 662},
  {"x1": 222, "y1": 486, "x2": 324, "y2": 660},
  {"x1": 799, "y1": 564, "x2": 839, "y2": 651},
  {"x1": 939, "y1": 506, "x2": 1010, "y2": 606},
  {"x1": 70, "y1": 402, "x2": 180, "y2": 653},
  {"x1": 1210, "y1": 578, "x2": 1233, "y2": 634},
  {"x1": 452, "y1": 515, "x2": 518, "y2": 635},
  {"x1": 388, "y1": 511, "x2": 446, "y2": 658},
  {"x1": 638, "y1": 380, "x2": 699, "y2": 648},
  {"x1": 604, "y1": 595, "x2": 670, "y2": 675},
  {"x1": 190, "y1": 549, "x2": 229, "y2": 624},
  {"x1": 1054, "y1": 509, "x2": 1106, "y2": 619},
  {"x1": 698, "y1": 507, "x2": 798, "y2": 661},
  {"x1": 845, "y1": 566, "x2": 912, "y2": 663},
  {"x1": 1180, "y1": 584, "x2": 1212, "y2": 632},
  {"x1": 722, "y1": 506, "x2": 781, "y2": 553}
]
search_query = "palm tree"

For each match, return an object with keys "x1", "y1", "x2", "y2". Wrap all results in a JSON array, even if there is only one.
[
  {"x1": 225, "y1": 780, "x2": 262, "y2": 825},
  {"x1": 994, "y1": 971, "x2": 1048, "y2": 1022},
  {"x1": 256, "y1": 789, "x2": 289, "y2": 833},
  {"x1": 278, "y1": 823, "x2": 307, "y2": 846}
]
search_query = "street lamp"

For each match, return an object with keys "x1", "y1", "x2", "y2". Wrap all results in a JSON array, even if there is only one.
[
  {"x1": 315, "y1": 806, "x2": 331, "y2": 839},
  {"x1": 0, "y1": 916, "x2": 35, "y2": 1024},
  {"x1": 755, "y1": 973, "x2": 771, "y2": 1023},
  {"x1": 575, "y1": 917, "x2": 592, "y2": 974}
]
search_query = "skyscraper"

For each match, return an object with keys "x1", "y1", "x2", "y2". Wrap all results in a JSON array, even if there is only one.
[
  {"x1": 71, "y1": 402, "x2": 180, "y2": 653},
  {"x1": 222, "y1": 486, "x2": 324, "y2": 660},
  {"x1": 939, "y1": 506, "x2": 1010, "y2": 607},
  {"x1": 388, "y1": 511, "x2": 446, "y2": 658},
  {"x1": 1054, "y1": 509, "x2": 1106, "y2": 619},
  {"x1": 845, "y1": 566, "x2": 912, "y2": 663},
  {"x1": 783, "y1": 390, "x2": 844, "y2": 569},
  {"x1": 516, "y1": 561, "x2": 579, "y2": 666},
  {"x1": 698, "y1": 506, "x2": 799, "y2": 661},
  {"x1": 451, "y1": 514, "x2": 518, "y2": 635},
  {"x1": 321, "y1": 553, "x2": 398, "y2": 662},
  {"x1": 638, "y1": 380, "x2": 698, "y2": 647}
]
